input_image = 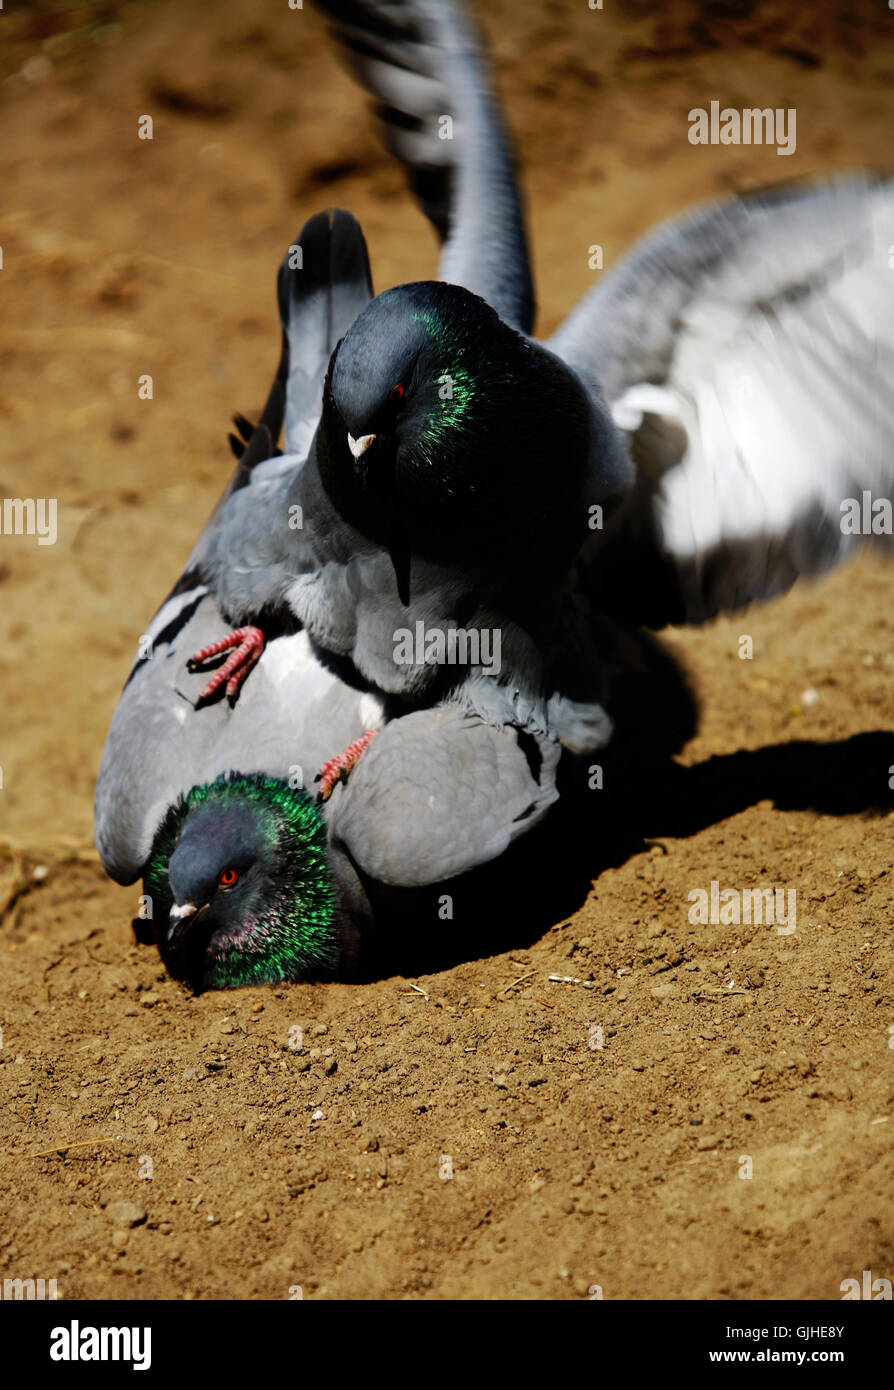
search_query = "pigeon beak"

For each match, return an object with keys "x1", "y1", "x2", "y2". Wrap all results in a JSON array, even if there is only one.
[
  {"x1": 347, "y1": 431, "x2": 376, "y2": 459},
  {"x1": 166, "y1": 901, "x2": 208, "y2": 946},
  {"x1": 170, "y1": 902, "x2": 198, "y2": 921}
]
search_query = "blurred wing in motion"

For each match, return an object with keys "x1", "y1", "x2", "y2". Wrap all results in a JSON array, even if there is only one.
[
  {"x1": 550, "y1": 177, "x2": 894, "y2": 625},
  {"x1": 312, "y1": 0, "x2": 534, "y2": 333},
  {"x1": 326, "y1": 704, "x2": 561, "y2": 888}
]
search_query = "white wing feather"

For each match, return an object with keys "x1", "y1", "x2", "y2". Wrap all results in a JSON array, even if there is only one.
[{"x1": 555, "y1": 178, "x2": 894, "y2": 621}]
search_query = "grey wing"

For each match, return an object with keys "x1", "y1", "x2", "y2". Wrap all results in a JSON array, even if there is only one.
[
  {"x1": 550, "y1": 177, "x2": 894, "y2": 624},
  {"x1": 312, "y1": 0, "x2": 534, "y2": 333},
  {"x1": 199, "y1": 210, "x2": 375, "y2": 622},
  {"x1": 325, "y1": 705, "x2": 560, "y2": 888},
  {"x1": 95, "y1": 587, "x2": 378, "y2": 884},
  {"x1": 155, "y1": 209, "x2": 370, "y2": 606}
]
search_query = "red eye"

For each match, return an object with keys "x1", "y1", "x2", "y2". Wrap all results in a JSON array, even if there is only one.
[
  {"x1": 388, "y1": 383, "x2": 405, "y2": 402},
  {"x1": 219, "y1": 867, "x2": 238, "y2": 888}
]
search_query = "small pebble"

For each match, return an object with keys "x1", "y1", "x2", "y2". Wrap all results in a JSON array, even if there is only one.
[{"x1": 106, "y1": 1201, "x2": 147, "y2": 1228}]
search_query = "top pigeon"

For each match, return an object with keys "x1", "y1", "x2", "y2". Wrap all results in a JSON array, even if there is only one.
[{"x1": 190, "y1": 0, "x2": 892, "y2": 755}]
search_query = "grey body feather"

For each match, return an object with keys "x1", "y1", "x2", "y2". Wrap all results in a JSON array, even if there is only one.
[
  {"x1": 95, "y1": 591, "x2": 379, "y2": 885},
  {"x1": 327, "y1": 706, "x2": 561, "y2": 889}
]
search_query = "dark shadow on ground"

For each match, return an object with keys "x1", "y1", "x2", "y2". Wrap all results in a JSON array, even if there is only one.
[{"x1": 376, "y1": 633, "x2": 894, "y2": 977}]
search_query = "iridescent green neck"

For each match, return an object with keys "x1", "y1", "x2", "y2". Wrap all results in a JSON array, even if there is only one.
[
  {"x1": 147, "y1": 773, "x2": 337, "y2": 988},
  {"x1": 411, "y1": 308, "x2": 477, "y2": 446}
]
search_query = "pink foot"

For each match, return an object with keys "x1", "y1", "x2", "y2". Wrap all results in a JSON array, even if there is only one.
[
  {"x1": 188, "y1": 626, "x2": 265, "y2": 705},
  {"x1": 315, "y1": 730, "x2": 378, "y2": 803}
]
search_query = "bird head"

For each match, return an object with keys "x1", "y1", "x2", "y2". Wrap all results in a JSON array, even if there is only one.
[
  {"x1": 144, "y1": 773, "x2": 337, "y2": 991},
  {"x1": 318, "y1": 282, "x2": 609, "y2": 598}
]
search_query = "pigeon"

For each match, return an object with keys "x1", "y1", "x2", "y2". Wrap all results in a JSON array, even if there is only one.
[
  {"x1": 94, "y1": 209, "x2": 560, "y2": 991},
  {"x1": 138, "y1": 708, "x2": 559, "y2": 991},
  {"x1": 193, "y1": 0, "x2": 894, "y2": 760}
]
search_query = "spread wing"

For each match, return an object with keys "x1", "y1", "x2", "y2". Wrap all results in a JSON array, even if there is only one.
[{"x1": 550, "y1": 177, "x2": 894, "y2": 625}]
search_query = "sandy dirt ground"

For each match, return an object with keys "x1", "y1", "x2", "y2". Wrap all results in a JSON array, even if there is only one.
[{"x1": 1, "y1": 0, "x2": 893, "y2": 1301}]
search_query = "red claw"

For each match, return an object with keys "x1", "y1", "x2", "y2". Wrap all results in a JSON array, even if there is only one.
[
  {"x1": 315, "y1": 730, "x2": 378, "y2": 803},
  {"x1": 188, "y1": 625, "x2": 265, "y2": 705}
]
